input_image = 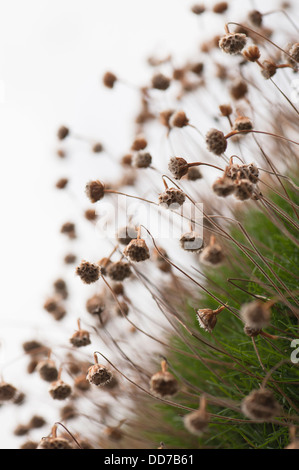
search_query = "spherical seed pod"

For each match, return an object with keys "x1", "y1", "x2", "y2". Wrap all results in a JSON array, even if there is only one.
[
  {"x1": 240, "y1": 300, "x2": 272, "y2": 329},
  {"x1": 233, "y1": 116, "x2": 253, "y2": 133},
  {"x1": 106, "y1": 261, "x2": 132, "y2": 281},
  {"x1": 132, "y1": 151, "x2": 152, "y2": 168},
  {"x1": 92, "y1": 142, "x2": 103, "y2": 153},
  {"x1": 28, "y1": 415, "x2": 46, "y2": 429},
  {"x1": 116, "y1": 226, "x2": 138, "y2": 245},
  {"x1": 76, "y1": 260, "x2": 100, "y2": 284},
  {"x1": 219, "y1": 33, "x2": 247, "y2": 55},
  {"x1": 191, "y1": 4, "x2": 205, "y2": 15},
  {"x1": 20, "y1": 440, "x2": 38, "y2": 449},
  {"x1": 124, "y1": 238, "x2": 150, "y2": 262},
  {"x1": 169, "y1": 110, "x2": 189, "y2": 128},
  {"x1": 158, "y1": 188, "x2": 186, "y2": 207},
  {"x1": 14, "y1": 424, "x2": 29, "y2": 436},
  {"x1": 180, "y1": 231, "x2": 204, "y2": 252},
  {"x1": 38, "y1": 436, "x2": 74, "y2": 449},
  {"x1": 261, "y1": 60, "x2": 277, "y2": 79},
  {"x1": 247, "y1": 163, "x2": 259, "y2": 183},
  {"x1": 57, "y1": 125, "x2": 69, "y2": 140},
  {"x1": 199, "y1": 236, "x2": 224, "y2": 266},
  {"x1": 149, "y1": 361, "x2": 179, "y2": 399},
  {"x1": 70, "y1": 329, "x2": 91, "y2": 348},
  {"x1": 49, "y1": 379, "x2": 72, "y2": 400},
  {"x1": 60, "y1": 405, "x2": 77, "y2": 421},
  {"x1": 248, "y1": 10, "x2": 263, "y2": 27},
  {"x1": 196, "y1": 306, "x2": 225, "y2": 333},
  {"x1": 168, "y1": 157, "x2": 189, "y2": 180},
  {"x1": 55, "y1": 178, "x2": 68, "y2": 189},
  {"x1": 86, "y1": 363, "x2": 113, "y2": 387},
  {"x1": 241, "y1": 388, "x2": 282, "y2": 422},
  {"x1": 230, "y1": 80, "x2": 248, "y2": 100},
  {"x1": 213, "y1": 2, "x2": 228, "y2": 14},
  {"x1": 243, "y1": 45, "x2": 261, "y2": 62},
  {"x1": 84, "y1": 208, "x2": 97, "y2": 221},
  {"x1": 225, "y1": 163, "x2": 248, "y2": 181},
  {"x1": 37, "y1": 359, "x2": 59, "y2": 382},
  {"x1": 115, "y1": 301, "x2": 129, "y2": 317},
  {"x1": 219, "y1": 104, "x2": 232, "y2": 117},
  {"x1": 103, "y1": 71, "x2": 117, "y2": 89},
  {"x1": 187, "y1": 167, "x2": 202, "y2": 181},
  {"x1": 183, "y1": 407, "x2": 209, "y2": 436},
  {"x1": 74, "y1": 374, "x2": 90, "y2": 392},
  {"x1": 234, "y1": 179, "x2": 254, "y2": 201},
  {"x1": 152, "y1": 247, "x2": 172, "y2": 273},
  {"x1": 243, "y1": 325, "x2": 262, "y2": 337},
  {"x1": 212, "y1": 176, "x2": 235, "y2": 197},
  {"x1": 22, "y1": 340, "x2": 44, "y2": 355},
  {"x1": 85, "y1": 180, "x2": 105, "y2": 203},
  {"x1": 86, "y1": 294, "x2": 106, "y2": 316},
  {"x1": 0, "y1": 382, "x2": 17, "y2": 401},
  {"x1": 131, "y1": 135, "x2": 147, "y2": 151},
  {"x1": 151, "y1": 73, "x2": 171, "y2": 90},
  {"x1": 205, "y1": 128, "x2": 227, "y2": 155},
  {"x1": 60, "y1": 221, "x2": 76, "y2": 239},
  {"x1": 64, "y1": 253, "x2": 77, "y2": 264}
]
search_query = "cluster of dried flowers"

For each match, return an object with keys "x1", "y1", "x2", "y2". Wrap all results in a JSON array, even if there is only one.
[{"x1": 1, "y1": 1, "x2": 299, "y2": 449}]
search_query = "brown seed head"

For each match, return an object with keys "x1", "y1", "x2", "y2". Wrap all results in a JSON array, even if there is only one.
[
  {"x1": 219, "y1": 104, "x2": 232, "y2": 117},
  {"x1": 187, "y1": 167, "x2": 202, "y2": 181},
  {"x1": 64, "y1": 253, "x2": 77, "y2": 264},
  {"x1": 205, "y1": 128, "x2": 227, "y2": 155},
  {"x1": 180, "y1": 232, "x2": 203, "y2": 252},
  {"x1": 261, "y1": 60, "x2": 277, "y2": 79},
  {"x1": 219, "y1": 33, "x2": 247, "y2": 55},
  {"x1": 240, "y1": 300, "x2": 271, "y2": 329},
  {"x1": 57, "y1": 125, "x2": 69, "y2": 140},
  {"x1": 248, "y1": 10, "x2": 263, "y2": 27},
  {"x1": 230, "y1": 80, "x2": 248, "y2": 100},
  {"x1": 0, "y1": 382, "x2": 17, "y2": 401},
  {"x1": 241, "y1": 388, "x2": 282, "y2": 422},
  {"x1": 169, "y1": 110, "x2": 189, "y2": 128},
  {"x1": 49, "y1": 379, "x2": 72, "y2": 400},
  {"x1": 74, "y1": 374, "x2": 90, "y2": 391},
  {"x1": 103, "y1": 71, "x2": 117, "y2": 89},
  {"x1": 212, "y1": 176, "x2": 235, "y2": 197},
  {"x1": 233, "y1": 116, "x2": 253, "y2": 133},
  {"x1": 86, "y1": 294, "x2": 105, "y2": 316},
  {"x1": 124, "y1": 238, "x2": 150, "y2": 262},
  {"x1": 60, "y1": 222, "x2": 76, "y2": 239},
  {"x1": 28, "y1": 415, "x2": 46, "y2": 429},
  {"x1": 151, "y1": 73, "x2": 171, "y2": 90},
  {"x1": 55, "y1": 178, "x2": 68, "y2": 189},
  {"x1": 243, "y1": 45, "x2": 261, "y2": 62},
  {"x1": 106, "y1": 261, "x2": 132, "y2": 281},
  {"x1": 116, "y1": 225, "x2": 138, "y2": 245},
  {"x1": 132, "y1": 151, "x2": 152, "y2": 168},
  {"x1": 85, "y1": 180, "x2": 105, "y2": 203},
  {"x1": 121, "y1": 154, "x2": 133, "y2": 166},
  {"x1": 243, "y1": 325, "x2": 262, "y2": 337},
  {"x1": 212, "y1": 2, "x2": 228, "y2": 14},
  {"x1": 183, "y1": 408, "x2": 209, "y2": 435},
  {"x1": 191, "y1": 4, "x2": 205, "y2": 15},
  {"x1": 168, "y1": 157, "x2": 188, "y2": 180},
  {"x1": 289, "y1": 43, "x2": 299, "y2": 62},
  {"x1": 150, "y1": 370, "x2": 179, "y2": 399},
  {"x1": 37, "y1": 360, "x2": 59, "y2": 382},
  {"x1": 160, "y1": 109, "x2": 174, "y2": 128},
  {"x1": 234, "y1": 178, "x2": 254, "y2": 200},
  {"x1": 92, "y1": 142, "x2": 103, "y2": 153},
  {"x1": 70, "y1": 329, "x2": 91, "y2": 347},
  {"x1": 200, "y1": 238, "x2": 224, "y2": 266},
  {"x1": 38, "y1": 436, "x2": 74, "y2": 449},
  {"x1": 131, "y1": 135, "x2": 147, "y2": 151},
  {"x1": 86, "y1": 364, "x2": 113, "y2": 386},
  {"x1": 158, "y1": 188, "x2": 186, "y2": 207}
]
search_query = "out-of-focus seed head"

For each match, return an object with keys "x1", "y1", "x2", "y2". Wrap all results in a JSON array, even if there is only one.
[
  {"x1": 121, "y1": 153, "x2": 133, "y2": 166},
  {"x1": 234, "y1": 178, "x2": 254, "y2": 201},
  {"x1": 116, "y1": 226, "x2": 138, "y2": 245},
  {"x1": 49, "y1": 379, "x2": 72, "y2": 400},
  {"x1": 0, "y1": 382, "x2": 17, "y2": 401},
  {"x1": 132, "y1": 151, "x2": 152, "y2": 168},
  {"x1": 189, "y1": 62, "x2": 204, "y2": 76},
  {"x1": 183, "y1": 408, "x2": 209, "y2": 435},
  {"x1": 200, "y1": 238, "x2": 224, "y2": 266},
  {"x1": 151, "y1": 73, "x2": 171, "y2": 90},
  {"x1": 212, "y1": 176, "x2": 235, "y2": 197},
  {"x1": 103, "y1": 71, "x2": 117, "y2": 89},
  {"x1": 187, "y1": 166, "x2": 202, "y2": 181},
  {"x1": 85, "y1": 180, "x2": 105, "y2": 203},
  {"x1": 86, "y1": 364, "x2": 113, "y2": 386},
  {"x1": 206, "y1": 128, "x2": 227, "y2": 155},
  {"x1": 219, "y1": 33, "x2": 247, "y2": 55},
  {"x1": 20, "y1": 441, "x2": 38, "y2": 449},
  {"x1": 233, "y1": 116, "x2": 253, "y2": 133},
  {"x1": 131, "y1": 135, "x2": 147, "y2": 151},
  {"x1": 261, "y1": 60, "x2": 277, "y2": 79},
  {"x1": 240, "y1": 300, "x2": 271, "y2": 329},
  {"x1": 243, "y1": 45, "x2": 261, "y2": 62},
  {"x1": 168, "y1": 157, "x2": 188, "y2": 180},
  {"x1": 160, "y1": 109, "x2": 174, "y2": 128},
  {"x1": 149, "y1": 370, "x2": 179, "y2": 399},
  {"x1": 76, "y1": 260, "x2": 100, "y2": 284},
  {"x1": 116, "y1": 301, "x2": 129, "y2": 317},
  {"x1": 152, "y1": 247, "x2": 172, "y2": 273},
  {"x1": 241, "y1": 388, "x2": 282, "y2": 422},
  {"x1": 219, "y1": 104, "x2": 232, "y2": 117},
  {"x1": 180, "y1": 231, "x2": 204, "y2": 252},
  {"x1": 74, "y1": 374, "x2": 90, "y2": 391},
  {"x1": 37, "y1": 360, "x2": 59, "y2": 382},
  {"x1": 55, "y1": 178, "x2": 68, "y2": 189},
  {"x1": 213, "y1": 2, "x2": 228, "y2": 14},
  {"x1": 247, "y1": 163, "x2": 259, "y2": 183},
  {"x1": 38, "y1": 436, "x2": 74, "y2": 449},
  {"x1": 124, "y1": 238, "x2": 150, "y2": 262},
  {"x1": 70, "y1": 329, "x2": 91, "y2": 347},
  {"x1": 230, "y1": 80, "x2": 248, "y2": 100},
  {"x1": 191, "y1": 4, "x2": 205, "y2": 15},
  {"x1": 169, "y1": 110, "x2": 189, "y2": 128},
  {"x1": 92, "y1": 142, "x2": 103, "y2": 153},
  {"x1": 57, "y1": 125, "x2": 69, "y2": 140},
  {"x1": 28, "y1": 415, "x2": 46, "y2": 429},
  {"x1": 248, "y1": 10, "x2": 263, "y2": 27},
  {"x1": 243, "y1": 325, "x2": 262, "y2": 337},
  {"x1": 60, "y1": 222, "x2": 76, "y2": 239},
  {"x1": 84, "y1": 208, "x2": 97, "y2": 221},
  {"x1": 104, "y1": 426, "x2": 123, "y2": 441},
  {"x1": 22, "y1": 340, "x2": 44, "y2": 355},
  {"x1": 158, "y1": 188, "x2": 186, "y2": 207},
  {"x1": 64, "y1": 253, "x2": 77, "y2": 264},
  {"x1": 106, "y1": 261, "x2": 132, "y2": 281},
  {"x1": 289, "y1": 43, "x2": 299, "y2": 62}
]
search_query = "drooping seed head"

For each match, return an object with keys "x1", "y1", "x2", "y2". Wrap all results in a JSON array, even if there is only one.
[
  {"x1": 124, "y1": 238, "x2": 150, "y2": 262},
  {"x1": 240, "y1": 300, "x2": 271, "y2": 329},
  {"x1": 168, "y1": 157, "x2": 189, "y2": 180},
  {"x1": 233, "y1": 116, "x2": 253, "y2": 133},
  {"x1": 241, "y1": 388, "x2": 282, "y2": 422},
  {"x1": 86, "y1": 364, "x2": 113, "y2": 386},
  {"x1": 180, "y1": 232, "x2": 204, "y2": 252},
  {"x1": 37, "y1": 360, "x2": 59, "y2": 382},
  {"x1": 187, "y1": 167, "x2": 202, "y2": 181},
  {"x1": 219, "y1": 33, "x2": 247, "y2": 55},
  {"x1": 49, "y1": 379, "x2": 72, "y2": 400},
  {"x1": 248, "y1": 10, "x2": 263, "y2": 27},
  {"x1": 38, "y1": 436, "x2": 74, "y2": 449},
  {"x1": 261, "y1": 60, "x2": 277, "y2": 79},
  {"x1": 205, "y1": 128, "x2": 227, "y2": 155},
  {"x1": 230, "y1": 80, "x2": 248, "y2": 100},
  {"x1": 0, "y1": 382, "x2": 17, "y2": 401},
  {"x1": 234, "y1": 178, "x2": 254, "y2": 201},
  {"x1": 196, "y1": 308, "x2": 218, "y2": 333},
  {"x1": 243, "y1": 325, "x2": 262, "y2": 337},
  {"x1": 85, "y1": 180, "x2": 105, "y2": 203},
  {"x1": 183, "y1": 408, "x2": 209, "y2": 436},
  {"x1": 76, "y1": 260, "x2": 100, "y2": 284},
  {"x1": 106, "y1": 261, "x2": 132, "y2": 281},
  {"x1": 169, "y1": 110, "x2": 189, "y2": 128},
  {"x1": 132, "y1": 151, "x2": 152, "y2": 168},
  {"x1": 212, "y1": 176, "x2": 235, "y2": 197},
  {"x1": 158, "y1": 188, "x2": 186, "y2": 207},
  {"x1": 149, "y1": 370, "x2": 179, "y2": 399},
  {"x1": 86, "y1": 294, "x2": 105, "y2": 317},
  {"x1": 70, "y1": 329, "x2": 91, "y2": 347},
  {"x1": 200, "y1": 239, "x2": 224, "y2": 266}
]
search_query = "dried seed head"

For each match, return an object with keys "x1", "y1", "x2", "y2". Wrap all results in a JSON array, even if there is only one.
[
  {"x1": 124, "y1": 238, "x2": 150, "y2": 262},
  {"x1": 116, "y1": 226, "x2": 138, "y2": 245},
  {"x1": 169, "y1": 110, "x2": 189, "y2": 128},
  {"x1": 225, "y1": 163, "x2": 248, "y2": 181},
  {"x1": 233, "y1": 116, "x2": 253, "y2": 133},
  {"x1": 247, "y1": 163, "x2": 259, "y2": 183},
  {"x1": 38, "y1": 436, "x2": 74, "y2": 449},
  {"x1": 230, "y1": 80, "x2": 248, "y2": 100},
  {"x1": 168, "y1": 157, "x2": 189, "y2": 180},
  {"x1": 104, "y1": 426, "x2": 123, "y2": 441},
  {"x1": 57, "y1": 149, "x2": 66, "y2": 158},
  {"x1": 70, "y1": 329, "x2": 91, "y2": 347},
  {"x1": 213, "y1": 2, "x2": 228, "y2": 14},
  {"x1": 289, "y1": 43, "x2": 299, "y2": 62},
  {"x1": 150, "y1": 365, "x2": 179, "y2": 399},
  {"x1": 14, "y1": 424, "x2": 30, "y2": 436},
  {"x1": 205, "y1": 128, "x2": 227, "y2": 155},
  {"x1": 196, "y1": 308, "x2": 218, "y2": 332},
  {"x1": 28, "y1": 415, "x2": 46, "y2": 429},
  {"x1": 92, "y1": 142, "x2": 103, "y2": 153},
  {"x1": 60, "y1": 222, "x2": 76, "y2": 239},
  {"x1": 106, "y1": 261, "x2": 132, "y2": 281},
  {"x1": 158, "y1": 188, "x2": 186, "y2": 207},
  {"x1": 200, "y1": 237, "x2": 224, "y2": 266},
  {"x1": 191, "y1": 4, "x2": 205, "y2": 15},
  {"x1": 0, "y1": 382, "x2": 17, "y2": 401},
  {"x1": 55, "y1": 178, "x2": 68, "y2": 189},
  {"x1": 76, "y1": 260, "x2": 100, "y2": 284},
  {"x1": 243, "y1": 45, "x2": 261, "y2": 62},
  {"x1": 37, "y1": 360, "x2": 59, "y2": 382},
  {"x1": 248, "y1": 10, "x2": 263, "y2": 27},
  {"x1": 22, "y1": 340, "x2": 44, "y2": 354},
  {"x1": 187, "y1": 167, "x2": 202, "y2": 181},
  {"x1": 243, "y1": 325, "x2": 261, "y2": 337},
  {"x1": 180, "y1": 231, "x2": 204, "y2": 252},
  {"x1": 189, "y1": 62, "x2": 204, "y2": 76},
  {"x1": 261, "y1": 60, "x2": 277, "y2": 79},
  {"x1": 160, "y1": 109, "x2": 174, "y2": 128},
  {"x1": 183, "y1": 408, "x2": 209, "y2": 436},
  {"x1": 57, "y1": 125, "x2": 69, "y2": 140},
  {"x1": 43, "y1": 297, "x2": 60, "y2": 313},
  {"x1": 64, "y1": 253, "x2": 77, "y2": 264},
  {"x1": 74, "y1": 374, "x2": 90, "y2": 391},
  {"x1": 132, "y1": 151, "x2": 152, "y2": 168},
  {"x1": 121, "y1": 153, "x2": 132, "y2": 166},
  {"x1": 53, "y1": 278, "x2": 67, "y2": 295},
  {"x1": 86, "y1": 364, "x2": 113, "y2": 386},
  {"x1": 240, "y1": 300, "x2": 271, "y2": 329},
  {"x1": 20, "y1": 441, "x2": 38, "y2": 449},
  {"x1": 116, "y1": 301, "x2": 129, "y2": 317},
  {"x1": 219, "y1": 33, "x2": 247, "y2": 55},
  {"x1": 131, "y1": 135, "x2": 147, "y2": 151},
  {"x1": 103, "y1": 71, "x2": 117, "y2": 89},
  {"x1": 234, "y1": 178, "x2": 254, "y2": 201},
  {"x1": 49, "y1": 379, "x2": 72, "y2": 400},
  {"x1": 219, "y1": 104, "x2": 232, "y2": 117},
  {"x1": 212, "y1": 176, "x2": 235, "y2": 197},
  {"x1": 152, "y1": 247, "x2": 172, "y2": 273},
  {"x1": 84, "y1": 208, "x2": 97, "y2": 221},
  {"x1": 60, "y1": 405, "x2": 77, "y2": 421},
  {"x1": 241, "y1": 388, "x2": 282, "y2": 422},
  {"x1": 151, "y1": 73, "x2": 171, "y2": 90},
  {"x1": 85, "y1": 180, "x2": 105, "y2": 203}
]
